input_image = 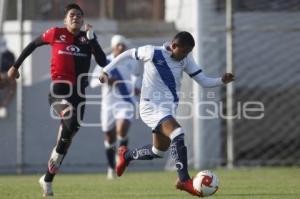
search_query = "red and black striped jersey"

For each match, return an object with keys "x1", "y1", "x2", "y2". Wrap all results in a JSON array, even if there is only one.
[{"x1": 14, "y1": 27, "x2": 106, "y2": 85}]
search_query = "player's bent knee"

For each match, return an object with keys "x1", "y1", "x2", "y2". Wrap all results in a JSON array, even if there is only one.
[
  {"x1": 62, "y1": 111, "x2": 81, "y2": 133},
  {"x1": 152, "y1": 146, "x2": 166, "y2": 158}
]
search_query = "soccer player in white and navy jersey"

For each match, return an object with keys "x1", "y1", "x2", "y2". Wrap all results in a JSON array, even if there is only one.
[
  {"x1": 91, "y1": 35, "x2": 142, "y2": 179},
  {"x1": 99, "y1": 31, "x2": 234, "y2": 197}
]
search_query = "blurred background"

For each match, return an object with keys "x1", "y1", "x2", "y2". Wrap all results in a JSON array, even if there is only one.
[{"x1": 0, "y1": 0, "x2": 300, "y2": 174}]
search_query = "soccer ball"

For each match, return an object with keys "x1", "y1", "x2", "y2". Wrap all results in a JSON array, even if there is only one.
[{"x1": 192, "y1": 170, "x2": 219, "y2": 197}]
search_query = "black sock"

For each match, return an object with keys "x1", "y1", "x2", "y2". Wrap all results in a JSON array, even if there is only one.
[
  {"x1": 105, "y1": 145, "x2": 116, "y2": 169},
  {"x1": 44, "y1": 170, "x2": 55, "y2": 182},
  {"x1": 124, "y1": 144, "x2": 162, "y2": 161},
  {"x1": 56, "y1": 138, "x2": 71, "y2": 154},
  {"x1": 170, "y1": 134, "x2": 190, "y2": 182}
]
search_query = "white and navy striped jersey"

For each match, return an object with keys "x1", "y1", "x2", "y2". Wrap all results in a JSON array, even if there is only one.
[{"x1": 103, "y1": 43, "x2": 223, "y2": 103}]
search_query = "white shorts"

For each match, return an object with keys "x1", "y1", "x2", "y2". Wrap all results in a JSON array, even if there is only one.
[
  {"x1": 101, "y1": 99, "x2": 135, "y2": 132},
  {"x1": 139, "y1": 100, "x2": 178, "y2": 130}
]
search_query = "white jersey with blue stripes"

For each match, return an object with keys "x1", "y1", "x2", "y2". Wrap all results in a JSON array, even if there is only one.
[
  {"x1": 135, "y1": 44, "x2": 203, "y2": 103},
  {"x1": 103, "y1": 43, "x2": 223, "y2": 104}
]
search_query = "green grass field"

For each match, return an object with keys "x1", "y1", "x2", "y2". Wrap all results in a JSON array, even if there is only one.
[{"x1": 1, "y1": 167, "x2": 300, "y2": 199}]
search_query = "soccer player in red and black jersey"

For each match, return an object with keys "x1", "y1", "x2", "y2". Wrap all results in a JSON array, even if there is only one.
[{"x1": 7, "y1": 3, "x2": 106, "y2": 197}]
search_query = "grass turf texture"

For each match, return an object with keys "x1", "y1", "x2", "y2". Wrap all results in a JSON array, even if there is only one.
[{"x1": 1, "y1": 167, "x2": 300, "y2": 199}]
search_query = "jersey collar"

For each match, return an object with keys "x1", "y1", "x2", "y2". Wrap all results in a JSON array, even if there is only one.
[{"x1": 163, "y1": 42, "x2": 172, "y2": 57}]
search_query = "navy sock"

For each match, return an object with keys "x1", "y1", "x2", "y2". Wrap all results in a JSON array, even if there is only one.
[
  {"x1": 124, "y1": 144, "x2": 162, "y2": 161},
  {"x1": 170, "y1": 134, "x2": 190, "y2": 182},
  {"x1": 118, "y1": 136, "x2": 128, "y2": 147},
  {"x1": 105, "y1": 146, "x2": 116, "y2": 169}
]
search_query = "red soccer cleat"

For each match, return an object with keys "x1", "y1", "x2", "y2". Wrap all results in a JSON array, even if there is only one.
[
  {"x1": 115, "y1": 146, "x2": 129, "y2": 177},
  {"x1": 176, "y1": 178, "x2": 202, "y2": 197}
]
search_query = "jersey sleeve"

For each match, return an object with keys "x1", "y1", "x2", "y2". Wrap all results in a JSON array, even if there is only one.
[
  {"x1": 131, "y1": 60, "x2": 143, "y2": 89},
  {"x1": 13, "y1": 36, "x2": 47, "y2": 69},
  {"x1": 134, "y1": 45, "x2": 155, "y2": 62},
  {"x1": 89, "y1": 34, "x2": 107, "y2": 67},
  {"x1": 183, "y1": 53, "x2": 202, "y2": 75},
  {"x1": 41, "y1": 27, "x2": 56, "y2": 44},
  {"x1": 89, "y1": 65, "x2": 103, "y2": 88},
  {"x1": 103, "y1": 49, "x2": 136, "y2": 76},
  {"x1": 184, "y1": 53, "x2": 223, "y2": 87}
]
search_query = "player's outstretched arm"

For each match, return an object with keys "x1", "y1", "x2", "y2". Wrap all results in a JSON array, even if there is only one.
[
  {"x1": 185, "y1": 53, "x2": 234, "y2": 87},
  {"x1": 192, "y1": 72, "x2": 223, "y2": 87},
  {"x1": 192, "y1": 72, "x2": 234, "y2": 87},
  {"x1": 193, "y1": 72, "x2": 234, "y2": 88},
  {"x1": 7, "y1": 66, "x2": 20, "y2": 80},
  {"x1": 7, "y1": 37, "x2": 46, "y2": 80},
  {"x1": 100, "y1": 49, "x2": 136, "y2": 79}
]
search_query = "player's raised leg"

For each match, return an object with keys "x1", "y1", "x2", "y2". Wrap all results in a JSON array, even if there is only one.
[{"x1": 115, "y1": 132, "x2": 168, "y2": 176}]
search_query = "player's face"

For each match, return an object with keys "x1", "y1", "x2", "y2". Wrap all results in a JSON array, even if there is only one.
[
  {"x1": 113, "y1": 43, "x2": 127, "y2": 57},
  {"x1": 64, "y1": 9, "x2": 83, "y2": 32},
  {"x1": 171, "y1": 43, "x2": 193, "y2": 61}
]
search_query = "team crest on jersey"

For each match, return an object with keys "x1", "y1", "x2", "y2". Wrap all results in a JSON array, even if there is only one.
[
  {"x1": 59, "y1": 35, "x2": 66, "y2": 42},
  {"x1": 156, "y1": 59, "x2": 166, "y2": 66},
  {"x1": 55, "y1": 35, "x2": 67, "y2": 43}
]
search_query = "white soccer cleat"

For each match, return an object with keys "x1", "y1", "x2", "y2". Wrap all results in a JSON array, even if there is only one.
[
  {"x1": 107, "y1": 167, "x2": 115, "y2": 180},
  {"x1": 48, "y1": 147, "x2": 64, "y2": 174},
  {"x1": 39, "y1": 175, "x2": 54, "y2": 197}
]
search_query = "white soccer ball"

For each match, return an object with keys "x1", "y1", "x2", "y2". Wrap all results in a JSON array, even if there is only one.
[{"x1": 192, "y1": 170, "x2": 219, "y2": 197}]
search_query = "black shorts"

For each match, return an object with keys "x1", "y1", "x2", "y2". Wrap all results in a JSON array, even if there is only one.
[{"x1": 48, "y1": 82, "x2": 86, "y2": 121}]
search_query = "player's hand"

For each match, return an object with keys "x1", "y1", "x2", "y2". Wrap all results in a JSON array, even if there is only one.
[
  {"x1": 222, "y1": 73, "x2": 234, "y2": 84},
  {"x1": 99, "y1": 72, "x2": 109, "y2": 83},
  {"x1": 85, "y1": 24, "x2": 94, "y2": 40},
  {"x1": 7, "y1": 66, "x2": 20, "y2": 80}
]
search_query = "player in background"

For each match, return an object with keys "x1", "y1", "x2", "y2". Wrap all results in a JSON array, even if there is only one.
[
  {"x1": 90, "y1": 35, "x2": 142, "y2": 179},
  {"x1": 99, "y1": 31, "x2": 234, "y2": 197},
  {"x1": 0, "y1": 38, "x2": 16, "y2": 118},
  {"x1": 7, "y1": 3, "x2": 107, "y2": 197}
]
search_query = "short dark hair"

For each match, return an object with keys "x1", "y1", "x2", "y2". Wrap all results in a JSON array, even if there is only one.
[
  {"x1": 64, "y1": 3, "x2": 84, "y2": 16},
  {"x1": 173, "y1": 31, "x2": 195, "y2": 48}
]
